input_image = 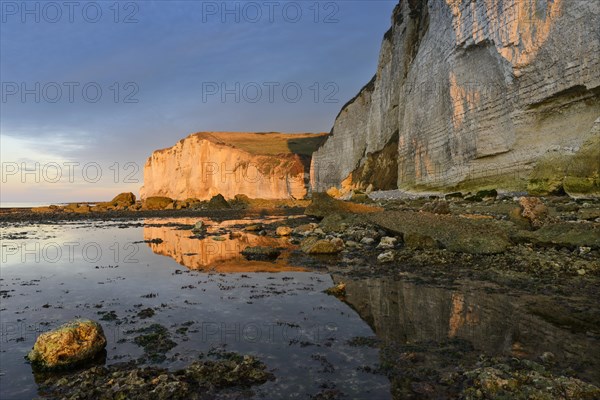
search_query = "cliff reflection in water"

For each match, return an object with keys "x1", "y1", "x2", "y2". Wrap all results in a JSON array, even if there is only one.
[
  {"x1": 143, "y1": 218, "x2": 305, "y2": 272},
  {"x1": 336, "y1": 276, "x2": 600, "y2": 382}
]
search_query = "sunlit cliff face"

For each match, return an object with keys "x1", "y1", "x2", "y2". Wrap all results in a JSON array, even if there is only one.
[
  {"x1": 142, "y1": 217, "x2": 306, "y2": 273},
  {"x1": 446, "y1": 0, "x2": 562, "y2": 67}
]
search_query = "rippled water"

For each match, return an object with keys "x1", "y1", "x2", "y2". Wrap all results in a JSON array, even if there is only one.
[{"x1": 1, "y1": 217, "x2": 598, "y2": 399}]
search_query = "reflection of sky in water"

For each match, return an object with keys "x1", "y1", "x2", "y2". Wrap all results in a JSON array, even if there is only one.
[{"x1": 0, "y1": 220, "x2": 389, "y2": 399}]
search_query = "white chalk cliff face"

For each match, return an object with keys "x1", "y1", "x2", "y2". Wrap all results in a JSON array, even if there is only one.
[
  {"x1": 311, "y1": 0, "x2": 600, "y2": 195},
  {"x1": 140, "y1": 132, "x2": 327, "y2": 200}
]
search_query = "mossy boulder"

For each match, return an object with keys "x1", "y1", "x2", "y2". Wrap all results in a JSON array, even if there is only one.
[{"x1": 27, "y1": 319, "x2": 106, "y2": 370}]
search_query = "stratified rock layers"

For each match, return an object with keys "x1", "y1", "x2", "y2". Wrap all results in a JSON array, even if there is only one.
[
  {"x1": 141, "y1": 132, "x2": 327, "y2": 200},
  {"x1": 311, "y1": 0, "x2": 600, "y2": 195}
]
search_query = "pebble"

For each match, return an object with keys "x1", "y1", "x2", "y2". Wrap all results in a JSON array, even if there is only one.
[
  {"x1": 377, "y1": 251, "x2": 394, "y2": 263},
  {"x1": 377, "y1": 236, "x2": 397, "y2": 249},
  {"x1": 360, "y1": 237, "x2": 376, "y2": 245}
]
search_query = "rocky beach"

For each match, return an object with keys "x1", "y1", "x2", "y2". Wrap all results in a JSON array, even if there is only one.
[{"x1": 2, "y1": 0, "x2": 599, "y2": 398}]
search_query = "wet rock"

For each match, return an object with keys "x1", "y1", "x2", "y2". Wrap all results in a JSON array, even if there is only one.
[
  {"x1": 462, "y1": 357, "x2": 600, "y2": 399},
  {"x1": 32, "y1": 206, "x2": 60, "y2": 213},
  {"x1": 293, "y1": 223, "x2": 318, "y2": 235},
  {"x1": 360, "y1": 237, "x2": 376, "y2": 246},
  {"x1": 403, "y1": 232, "x2": 439, "y2": 250},
  {"x1": 445, "y1": 192, "x2": 463, "y2": 201},
  {"x1": 377, "y1": 236, "x2": 397, "y2": 249},
  {"x1": 514, "y1": 223, "x2": 600, "y2": 249},
  {"x1": 324, "y1": 282, "x2": 346, "y2": 297},
  {"x1": 301, "y1": 237, "x2": 344, "y2": 254},
  {"x1": 377, "y1": 251, "x2": 395, "y2": 263},
  {"x1": 519, "y1": 197, "x2": 549, "y2": 228},
  {"x1": 137, "y1": 308, "x2": 155, "y2": 319},
  {"x1": 241, "y1": 246, "x2": 281, "y2": 261},
  {"x1": 143, "y1": 196, "x2": 174, "y2": 210},
  {"x1": 27, "y1": 319, "x2": 106, "y2": 370},
  {"x1": 368, "y1": 211, "x2": 512, "y2": 254},
  {"x1": 464, "y1": 189, "x2": 498, "y2": 202},
  {"x1": 305, "y1": 192, "x2": 383, "y2": 218},
  {"x1": 133, "y1": 324, "x2": 176, "y2": 363},
  {"x1": 319, "y1": 213, "x2": 368, "y2": 233},
  {"x1": 37, "y1": 353, "x2": 274, "y2": 399},
  {"x1": 207, "y1": 194, "x2": 231, "y2": 209},
  {"x1": 421, "y1": 200, "x2": 450, "y2": 215},
  {"x1": 244, "y1": 224, "x2": 263, "y2": 232},
  {"x1": 191, "y1": 221, "x2": 206, "y2": 234},
  {"x1": 276, "y1": 226, "x2": 292, "y2": 236}
]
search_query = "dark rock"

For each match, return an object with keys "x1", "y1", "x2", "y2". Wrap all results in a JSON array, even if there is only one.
[{"x1": 241, "y1": 246, "x2": 281, "y2": 261}]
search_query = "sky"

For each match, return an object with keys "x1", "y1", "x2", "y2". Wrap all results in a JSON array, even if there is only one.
[{"x1": 0, "y1": 0, "x2": 398, "y2": 203}]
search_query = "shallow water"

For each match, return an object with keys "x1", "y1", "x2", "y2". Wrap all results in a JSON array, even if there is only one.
[
  {"x1": 1, "y1": 217, "x2": 598, "y2": 399},
  {"x1": 0, "y1": 218, "x2": 388, "y2": 399}
]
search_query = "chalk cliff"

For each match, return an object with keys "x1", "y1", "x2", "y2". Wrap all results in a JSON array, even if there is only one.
[
  {"x1": 311, "y1": 0, "x2": 600, "y2": 196},
  {"x1": 140, "y1": 132, "x2": 327, "y2": 200}
]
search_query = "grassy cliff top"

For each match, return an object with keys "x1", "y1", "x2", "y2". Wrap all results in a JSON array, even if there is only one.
[{"x1": 181, "y1": 131, "x2": 329, "y2": 156}]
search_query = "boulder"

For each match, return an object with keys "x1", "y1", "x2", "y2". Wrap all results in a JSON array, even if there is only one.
[
  {"x1": 376, "y1": 236, "x2": 397, "y2": 249},
  {"x1": 421, "y1": 200, "x2": 450, "y2": 215},
  {"x1": 192, "y1": 221, "x2": 206, "y2": 234},
  {"x1": 519, "y1": 197, "x2": 549, "y2": 228},
  {"x1": 276, "y1": 226, "x2": 293, "y2": 236},
  {"x1": 301, "y1": 237, "x2": 344, "y2": 254},
  {"x1": 377, "y1": 251, "x2": 395, "y2": 263},
  {"x1": 110, "y1": 192, "x2": 136, "y2": 206},
  {"x1": 207, "y1": 194, "x2": 231, "y2": 209},
  {"x1": 241, "y1": 246, "x2": 281, "y2": 261},
  {"x1": 27, "y1": 319, "x2": 106, "y2": 370},
  {"x1": 143, "y1": 196, "x2": 173, "y2": 210}
]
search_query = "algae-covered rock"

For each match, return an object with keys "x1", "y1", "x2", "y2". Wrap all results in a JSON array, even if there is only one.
[
  {"x1": 301, "y1": 237, "x2": 344, "y2": 254},
  {"x1": 368, "y1": 211, "x2": 512, "y2": 255},
  {"x1": 564, "y1": 128, "x2": 600, "y2": 199},
  {"x1": 27, "y1": 319, "x2": 106, "y2": 370},
  {"x1": 462, "y1": 357, "x2": 600, "y2": 400},
  {"x1": 36, "y1": 352, "x2": 274, "y2": 399},
  {"x1": 514, "y1": 223, "x2": 600, "y2": 250}
]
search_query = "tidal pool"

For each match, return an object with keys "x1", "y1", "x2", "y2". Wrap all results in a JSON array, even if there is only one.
[
  {"x1": 0, "y1": 218, "x2": 388, "y2": 399},
  {"x1": 1, "y1": 217, "x2": 598, "y2": 398}
]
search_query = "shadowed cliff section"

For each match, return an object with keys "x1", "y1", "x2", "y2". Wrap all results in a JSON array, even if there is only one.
[
  {"x1": 311, "y1": 0, "x2": 600, "y2": 197},
  {"x1": 141, "y1": 132, "x2": 328, "y2": 201}
]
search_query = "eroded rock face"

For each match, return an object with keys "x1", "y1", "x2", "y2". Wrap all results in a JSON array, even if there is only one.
[
  {"x1": 311, "y1": 0, "x2": 600, "y2": 195},
  {"x1": 141, "y1": 132, "x2": 327, "y2": 201},
  {"x1": 27, "y1": 319, "x2": 106, "y2": 369}
]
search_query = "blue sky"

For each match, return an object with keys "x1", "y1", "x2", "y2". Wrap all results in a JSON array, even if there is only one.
[{"x1": 0, "y1": 0, "x2": 397, "y2": 203}]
